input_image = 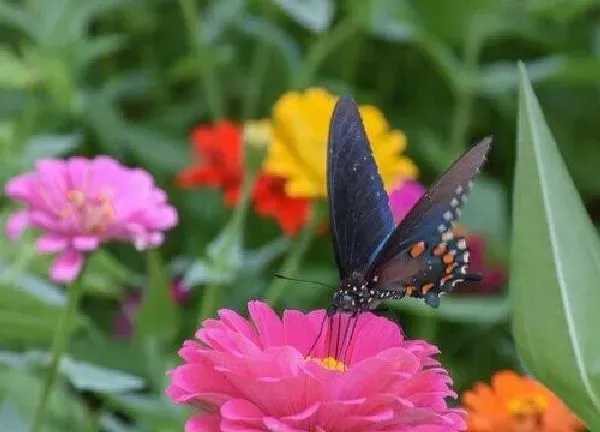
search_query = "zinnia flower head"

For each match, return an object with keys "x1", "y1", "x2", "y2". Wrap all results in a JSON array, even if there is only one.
[
  {"x1": 463, "y1": 370, "x2": 585, "y2": 432},
  {"x1": 5, "y1": 157, "x2": 178, "y2": 283},
  {"x1": 264, "y1": 88, "x2": 418, "y2": 198},
  {"x1": 167, "y1": 301, "x2": 465, "y2": 431},
  {"x1": 252, "y1": 173, "x2": 310, "y2": 236},
  {"x1": 176, "y1": 121, "x2": 243, "y2": 207}
]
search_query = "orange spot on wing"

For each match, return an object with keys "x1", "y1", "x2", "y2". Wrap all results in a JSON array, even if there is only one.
[
  {"x1": 410, "y1": 242, "x2": 426, "y2": 258},
  {"x1": 433, "y1": 243, "x2": 447, "y2": 256},
  {"x1": 446, "y1": 263, "x2": 458, "y2": 274},
  {"x1": 442, "y1": 253, "x2": 454, "y2": 264},
  {"x1": 422, "y1": 283, "x2": 435, "y2": 294}
]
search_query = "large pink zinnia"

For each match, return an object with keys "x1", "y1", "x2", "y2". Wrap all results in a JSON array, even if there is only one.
[
  {"x1": 167, "y1": 301, "x2": 466, "y2": 431},
  {"x1": 5, "y1": 157, "x2": 178, "y2": 283}
]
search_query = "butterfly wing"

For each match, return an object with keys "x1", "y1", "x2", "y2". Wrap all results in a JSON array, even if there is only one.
[
  {"x1": 328, "y1": 96, "x2": 395, "y2": 280},
  {"x1": 369, "y1": 137, "x2": 492, "y2": 306}
]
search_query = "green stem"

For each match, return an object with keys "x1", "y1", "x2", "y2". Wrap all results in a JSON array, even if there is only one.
[
  {"x1": 30, "y1": 278, "x2": 84, "y2": 432},
  {"x1": 198, "y1": 172, "x2": 257, "y2": 320},
  {"x1": 449, "y1": 23, "x2": 483, "y2": 156},
  {"x1": 263, "y1": 209, "x2": 319, "y2": 307},
  {"x1": 178, "y1": 0, "x2": 223, "y2": 120},
  {"x1": 293, "y1": 18, "x2": 358, "y2": 89},
  {"x1": 242, "y1": 3, "x2": 272, "y2": 120},
  {"x1": 198, "y1": 283, "x2": 220, "y2": 321}
]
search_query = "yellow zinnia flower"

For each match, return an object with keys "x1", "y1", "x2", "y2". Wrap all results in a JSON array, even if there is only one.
[{"x1": 263, "y1": 88, "x2": 418, "y2": 198}]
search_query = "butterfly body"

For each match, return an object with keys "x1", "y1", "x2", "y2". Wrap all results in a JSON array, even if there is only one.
[{"x1": 327, "y1": 95, "x2": 491, "y2": 312}]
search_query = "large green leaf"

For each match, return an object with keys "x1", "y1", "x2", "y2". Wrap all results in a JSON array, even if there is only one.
[
  {"x1": 390, "y1": 295, "x2": 510, "y2": 324},
  {"x1": 511, "y1": 62, "x2": 600, "y2": 427}
]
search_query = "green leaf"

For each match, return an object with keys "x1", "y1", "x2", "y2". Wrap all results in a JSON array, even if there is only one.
[
  {"x1": 272, "y1": 0, "x2": 334, "y2": 33},
  {"x1": 236, "y1": 16, "x2": 302, "y2": 74},
  {"x1": 136, "y1": 249, "x2": 178, "y2": 341},
  {"x1": 21, "y1": 133, "x2": 81, "y2": 170},
  {"x1": 104, "y1": 393, "x2": 186, "y2": 430},
  {"x1": 460, "y1": 176, "x2": 509, "y2": 243},
  {"x1": 199, "y1": 0, "x2": 247, "y2": 44},
  {"x1": 0, "y1": 283, "x2": 84, "y2": 345},
  {"x1": 0, "y1": 402, "x2": 27, "y2": 432},
  {"x1": 390, "y1": 295, "x2": 510, "y2": 324},
  {"x1": 59, "y1": 357, "x2": 144, "y2": 393},
  {"x1": 0, "y1": 47, "x2": 37, "y2": 89},
  {"x1": 511, "y1": 62, "x2": 600, "y2": 427},
  {"x1": 368, "y1": 0, "x2": 418, "y2": 42},
  {"x1": 183, "y1": 259, "x2": 234, "y2": 287},
  {"x1": 0, "y1": 368, "x2": 87, "y2": 432}
]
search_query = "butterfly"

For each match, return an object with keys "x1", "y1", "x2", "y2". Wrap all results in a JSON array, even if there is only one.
[{"x1": 327, "y1": 95, "x2": 492, "y2": 315}]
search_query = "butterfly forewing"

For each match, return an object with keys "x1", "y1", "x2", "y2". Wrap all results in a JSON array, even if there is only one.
[{"x1": 327, "y1": 96, "x2": 394, "y2": 280}]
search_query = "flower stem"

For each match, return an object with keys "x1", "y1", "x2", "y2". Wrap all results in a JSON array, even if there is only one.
[
  {"x1": 30, "y1": 278, "x2": 84, "y2": 432},
  {"x1": 178, "y1": 0, "x2": 223, "y2": 121},
  {"x1": 263, "y1": 209, "x2": 319, "y2": 307},
  {"x1": 449, "y1": 22, "x2": 483, "y2": 156},
  {"x1": 242, "y1": 2, "x2": 273, "y2": 120},
  {"x1": 198, "y1": 172, "x2": 257, "y2": 321},
  {"x1": 293, "y1": 18, "x2": 358, "y2": 89}
]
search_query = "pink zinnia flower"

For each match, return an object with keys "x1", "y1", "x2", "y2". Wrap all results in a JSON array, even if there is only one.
[
  {"x1": 389, "y1": 180, "x2": 426, "y2": 224},
  {"x1": 167, "y1": 301, "x2": 466, "y2": 431},
  {"x1": 5, "y1": 157, "x2": 178, "y2": 283}
]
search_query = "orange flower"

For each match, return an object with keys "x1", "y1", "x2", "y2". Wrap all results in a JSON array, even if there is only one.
[
  {"x1": 253, "y1": 174, "x2": 310, "y2": 236},
  {"x1": 176, "y1": 121, "x2": 243, "y2": 207},
  {"x1": 463, "y1": 370, "x2": 585, "y2": 432}
]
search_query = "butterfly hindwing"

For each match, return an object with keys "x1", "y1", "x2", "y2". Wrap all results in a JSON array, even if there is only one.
[
  {"x1": 327, "y1": 96, "x2": 394, "y2": 280},
  {"x1": 368, "y1": 137, "x2": 492, "y2": 306}
]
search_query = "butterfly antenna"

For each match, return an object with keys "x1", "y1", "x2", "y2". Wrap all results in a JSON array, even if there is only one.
[{"x1": 274, "y1": 274, "x2": 336, "y2": 290}]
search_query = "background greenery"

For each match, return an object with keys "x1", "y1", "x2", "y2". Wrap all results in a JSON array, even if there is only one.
[{"x1": 1, "y1": 0, "x2": 600, "y2": 430}]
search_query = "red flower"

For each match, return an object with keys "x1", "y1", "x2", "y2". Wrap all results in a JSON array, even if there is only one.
[
  {"x1": 253, "y1": 174, "x2": 310, "y2": 236},
  {"x1": 176, "y1": 121, "x2": 243, "y2": 207}
]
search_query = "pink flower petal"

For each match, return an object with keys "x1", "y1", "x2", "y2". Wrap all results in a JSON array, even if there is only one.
[
  {"x1": 248, "y1": 300, "x2": 284, "y2": 348},
  {"x1": 50, "y1": 249, "x2": 84, "y2": 283},
  {"x1": 185, "y1": 413, "x2": 221, "y2": 432},
  {"x1": 6, "y1": 210, "x2": 29, "y2": 241},
  {"x1": 5, "y1": 174, "x2": 35, "y2": 201},
  {"x1": 72, "y1": 236, "x2": 100, "y2": 251},
  {"x1": 35, "y1": 234, "x2": 68, "y2": 253}
]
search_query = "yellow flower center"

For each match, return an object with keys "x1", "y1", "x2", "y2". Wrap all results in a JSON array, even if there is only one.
[
  {"x1": 507, "y1": 394, "x2": 548, "y2": 431},
  {"x1": 508, "y1": 394, "x2": 548, "y2": 416},
  {"x1": 307, "y1": 356, "x2": 347, "y2": 372},
  {"x1": 61, "y1": 189, "x2": 115, "y2": 234}
]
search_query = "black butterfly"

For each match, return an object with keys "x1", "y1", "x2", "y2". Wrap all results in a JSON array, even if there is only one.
[{"x1": 327, "y1": 95, "x2": 492, "y2": 314}]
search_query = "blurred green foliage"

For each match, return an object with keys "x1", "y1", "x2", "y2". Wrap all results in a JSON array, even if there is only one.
[{"x1": 0, "y1": 0, "x2": 599, "y2": 429}]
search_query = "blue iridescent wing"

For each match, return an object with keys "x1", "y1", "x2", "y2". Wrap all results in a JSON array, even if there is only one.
[
  {"x1": 369, "y1": 137, "x2": 492, "y2": 307},
  {"x1": 327, "y1": 96, "x2": 394, "y2": 280}
]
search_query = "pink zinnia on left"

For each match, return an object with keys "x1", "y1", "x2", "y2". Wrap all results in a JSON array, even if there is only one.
[{"x1": 5, "y1": 157, "x2": 178, "y2": 283}]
